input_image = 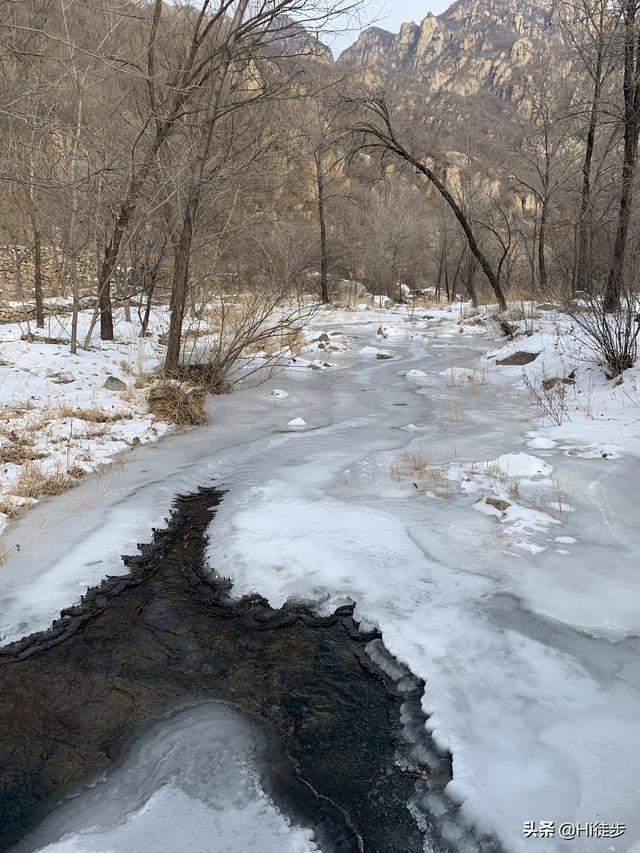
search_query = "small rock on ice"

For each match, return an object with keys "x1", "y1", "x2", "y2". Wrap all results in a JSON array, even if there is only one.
[{"x1": 270, "y1": 389, "x2": 289, "y2": 399}]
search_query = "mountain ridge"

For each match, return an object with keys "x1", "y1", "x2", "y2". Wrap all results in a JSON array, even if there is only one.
[{"x1": 337, "y1": 0, "x2": 563, "y2": 104}]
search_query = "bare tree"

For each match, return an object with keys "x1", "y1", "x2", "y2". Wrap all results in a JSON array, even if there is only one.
[
  {"x1": 559, "y1": 0, "x2": 619, "y2": 293},
  {"x1": 164, "y1": 2, "x2": 362, "y2": 372},
  {"x1": 351, "y1": 96, "x2": 508, "y2": 310},
  {"x1": 511, "y1": 73, "x2": 572, "y2": 293}
]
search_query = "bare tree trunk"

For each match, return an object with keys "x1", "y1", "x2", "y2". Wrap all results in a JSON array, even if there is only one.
[
  {"x1": 69, "y1": 88, "x2": 83, "y2": 354},
  {"x1": 465, "y1": 257, "x2": 478, "y2": 306},
  {"x1": 141, "y1": 273, "x2": 157, "y2": 335},
  {"x1": 575, "y1": 36, "x2": 604, "y2": 292},
  {"x1": 315, "y1": 151, "x2": 329, "y2": 303},
  {"x1": 531, "y1": 213, "x2": 538, "y2": 292},
  {"x1": 538, "y1": 197, "x2": 548, "y2": 292},
  {"x1": 123, "y1": 267, "x2": 132, "y2": 323},
  {"x1": 604, "y1": 0, "x2": 640, "y2": 310},
  {"x1": 435, "y1": 238, "x2": 446, "y2": 301},
  {"x1": 165, "y1": 213, "x2": 194, "y2": 371},
  {"x1": 450, "y1": 248, "x2": 465, "y2": 303},
  {"x1": 14, "y1": 252, "x2": 23, "y2": 299},
  {"x1": 25, "y1": 203, "x2": 45, "y2": 327},
  {"x1": 25, "y1": 150, "x2": 44, "y2": 327}
]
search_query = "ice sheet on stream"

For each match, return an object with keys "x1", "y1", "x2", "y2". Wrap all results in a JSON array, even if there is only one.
[
  {"x1": 2, "y1": 307, "x2": 640, "y2": 853},
  {"x1": 13, "y1": 704, "x2": 318, "y2": 853}
]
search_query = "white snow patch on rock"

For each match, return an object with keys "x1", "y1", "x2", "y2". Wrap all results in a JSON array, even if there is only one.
[
  {"x1": 488, "y1": 452, "x2": 552, "y2": 479},
  {"x1": 526, "y1": 436, "x2": 557, "y2": 450},
  {"x1": 286, "y1": 418, "x2": 307, "y2": 430}
]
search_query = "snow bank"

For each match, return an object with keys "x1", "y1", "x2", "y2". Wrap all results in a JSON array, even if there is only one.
[{"x1": 489, "y1": 309, "x2": 640, "y2": 460}]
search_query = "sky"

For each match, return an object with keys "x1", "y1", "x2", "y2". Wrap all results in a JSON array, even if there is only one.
[{"x1": 325, "y1": 0, "x2": 450, "y2": 57}]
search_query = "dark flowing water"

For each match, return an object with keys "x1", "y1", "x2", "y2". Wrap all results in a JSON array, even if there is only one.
[{"x1": 0, "y1": 487, "x2": 449, "y2": 852}]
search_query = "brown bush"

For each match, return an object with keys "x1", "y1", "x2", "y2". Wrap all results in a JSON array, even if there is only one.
[
  {"x1": 147, "y1": 382, "x2": 208, "y2": 426},
  {"x1": 175, "y1": 363, "x2": 233, "y2": 395}
]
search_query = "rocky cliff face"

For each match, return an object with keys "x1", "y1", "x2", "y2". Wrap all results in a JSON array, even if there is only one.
[{"x1": 338, "y1": 0, "x2": 564, "y2": 104}]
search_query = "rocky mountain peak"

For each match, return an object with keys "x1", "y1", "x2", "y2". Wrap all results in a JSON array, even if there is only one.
[{"x1": 338, "y1": 0, "x2": 562, "y2": 102}]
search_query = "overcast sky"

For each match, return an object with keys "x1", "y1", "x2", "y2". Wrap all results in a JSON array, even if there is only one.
[{"x1": 325, "y1": 0, "x2": 451, "y2": 57}]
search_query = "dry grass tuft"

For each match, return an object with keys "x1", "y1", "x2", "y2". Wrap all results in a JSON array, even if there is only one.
[
  {"x1": 447, "y1": 405, "x2": 463, "y2": 425},
  {"x1": 507, "y1": 480, "x2": 521, "y2": 499},
  {"x1": 0, "y1": 497, "x2": 28, "y2": 519},
  {"x1": 391, "y1": 452, "x2": 431, "y2": 479},
  {"x1": 10, "y1": 463, "x2": 76, "y2": 499},
  {"x1": 0, "y1": 441, "x2": 47, "y2": 465},
  {"x1": 21, "y1": 332, "x2": 69, "y2": 345},
  {"x1": 391, "y1": 452, "x2": 449, "y2": 492},
  {"x1": 67, "y1": 465, "x2": 86, "y2": 479},
  {"x1": 56, "y1": 405, "x2": 133, "y2": 423},
  {"x1": 148, "y1": 381, "x2": 208, "y2": 426}
]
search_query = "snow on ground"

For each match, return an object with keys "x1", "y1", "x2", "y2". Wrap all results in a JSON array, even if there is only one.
[
  {"x1": 0, "y1": 309, "x2": 173, "y2": 535},
  {"x1": 1, "y1": 298, "x2": 640, "y2": 853},
  {"x1": 487, "y1": 305, "x2": 640, "y2": 461}
]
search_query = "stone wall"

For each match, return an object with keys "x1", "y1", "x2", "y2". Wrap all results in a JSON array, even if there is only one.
[{"x1": 0, "y1": 245, "x2": 96, "y2": 301}]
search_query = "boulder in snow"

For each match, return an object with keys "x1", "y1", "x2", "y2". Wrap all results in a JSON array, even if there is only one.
[
  {"x1": 103, "y1": 376, "x2": 127, "y2": 391},
  {"x1": 496, "y1": 351, "x2": 540, "y2": 366}
]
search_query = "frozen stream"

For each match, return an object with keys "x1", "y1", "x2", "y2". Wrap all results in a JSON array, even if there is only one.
[{"x1": 1, "y1": 307, "x2": 639, "y2": 852}]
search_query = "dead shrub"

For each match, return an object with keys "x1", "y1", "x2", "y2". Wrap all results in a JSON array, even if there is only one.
[
  {"x1": 175, "y1": 363, "x2": 233, "y2": 395},
  {"x1": 523, "y1": 373, "x2": 570, "y2": 426},
  {"x1": 564, "y1": 293, "x2": 639, "y2": 378},
  {"x1": 148, "y1": 381, "x2": 208, "y2": 426}
]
